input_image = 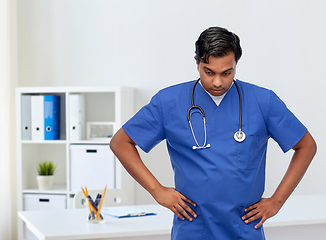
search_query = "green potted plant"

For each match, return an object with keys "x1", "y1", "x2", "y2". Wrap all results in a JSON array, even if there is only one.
[{"x1": 36, "y1": 160, "x2": 57, "y2": 190}]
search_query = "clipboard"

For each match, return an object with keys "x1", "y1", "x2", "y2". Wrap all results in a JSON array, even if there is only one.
[{"x1": 102, "y1": 206, "x2": 156, "y2": 218}]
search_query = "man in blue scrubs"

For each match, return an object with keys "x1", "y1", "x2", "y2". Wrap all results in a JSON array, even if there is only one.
[{"x1": 110, "y1": 27, "x2": 317, "y2": 239}]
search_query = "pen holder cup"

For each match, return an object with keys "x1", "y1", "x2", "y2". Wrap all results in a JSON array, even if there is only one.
[{"x1": 86, "y1": 198, "x2": 105, "y2": 223}]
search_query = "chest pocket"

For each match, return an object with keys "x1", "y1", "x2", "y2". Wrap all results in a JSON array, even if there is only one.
[{"x1": 236, "y1": 135, "x2": 266, "y2": 170}]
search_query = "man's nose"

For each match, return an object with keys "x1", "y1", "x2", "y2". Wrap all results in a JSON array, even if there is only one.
[{"x1": 212, "y1": 76, "x2": 222, "y2": 88}]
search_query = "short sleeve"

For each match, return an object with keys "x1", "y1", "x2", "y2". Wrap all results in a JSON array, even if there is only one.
[
  {"x1": 267, "y1": 91, "x2": 307, "y2": 153},
  {"x1": 122, "y1": 91, "x2": 165, "y2": 153}
]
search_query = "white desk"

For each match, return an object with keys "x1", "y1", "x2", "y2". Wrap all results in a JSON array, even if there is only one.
[
  {"x1": 18, "y1": 204, "x2": 173, "y2": 240},
  {"x1": 265, "y1": 194, "x2": 326, "y2": 227},
  {"x1": 264, "y1": 194, "x2": 326, "y2": 240},
  {"x1": 18, "y1": 195, "x2": 326, "y2": 240}
]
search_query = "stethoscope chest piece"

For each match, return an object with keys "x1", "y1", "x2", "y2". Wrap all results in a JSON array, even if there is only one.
[{"x1": 234, "y1": 130, "x2": 246, "y2": 142}]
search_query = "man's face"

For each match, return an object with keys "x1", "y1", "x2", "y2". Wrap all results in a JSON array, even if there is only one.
[{"x1": 196, "y1": 52, "x2": 237, "y2": 96}]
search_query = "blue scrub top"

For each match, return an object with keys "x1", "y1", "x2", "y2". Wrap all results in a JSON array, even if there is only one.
[{"x1": 123, "y1": 80, "x2": 307, "y2": 240}]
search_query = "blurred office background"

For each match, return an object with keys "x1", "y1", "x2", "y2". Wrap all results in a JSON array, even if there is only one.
[{"x1": 1, "y1": 0, "x2": 325, "y2": 239}]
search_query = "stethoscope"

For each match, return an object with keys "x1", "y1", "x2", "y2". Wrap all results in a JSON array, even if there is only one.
[{"x1": 187, "y1": 79, "x2": 246, "y2": 150}]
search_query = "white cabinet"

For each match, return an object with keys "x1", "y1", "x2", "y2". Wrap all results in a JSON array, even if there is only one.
[
  {"x1": 16, "y1": 86, "x2": 135, "y2": 240},
  {"x1": 23, "y1": 194, "x2": 67, "y2": 239}
]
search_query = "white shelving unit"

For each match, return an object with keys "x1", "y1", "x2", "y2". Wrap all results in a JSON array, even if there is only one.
[{"x1": 16, "y1": 86, "x2": 135, "y2": 240}]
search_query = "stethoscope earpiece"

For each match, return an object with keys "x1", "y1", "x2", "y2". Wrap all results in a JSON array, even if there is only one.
[{"x1": 188, "y1": 79, "x2": 245, "y2": 150}]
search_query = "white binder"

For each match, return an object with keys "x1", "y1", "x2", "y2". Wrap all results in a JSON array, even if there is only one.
[
  {"x1": 31, "y1": 95, "x2": 44, "y2": 141},
  {"x1": 21, "y1": 95, "x2": 32, "y2": 140},
  {"x1": 69, "y1": 94, "x2": 85, "y2": 141}
]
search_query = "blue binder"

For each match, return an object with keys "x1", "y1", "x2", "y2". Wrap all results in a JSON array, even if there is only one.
[{"x1": 44, "y1": 95, "x2": 60, "y2": 140}]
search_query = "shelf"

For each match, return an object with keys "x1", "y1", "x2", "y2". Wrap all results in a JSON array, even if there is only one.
[
  {"x1": 21, "y1": 140, "x2": 67, "y2": 144},
  {"x1": 21, "y1": 140, "x2": 113, "y2": 145},
  {"x1": 68, "y1": 140, "x2": 111, "y2": 145},
  {"x1": 16, "y1": 86, "x2": 135, "y2": 240},
  {"x1": 23, "y1": 184, "x2": 67, "y2": 195}
]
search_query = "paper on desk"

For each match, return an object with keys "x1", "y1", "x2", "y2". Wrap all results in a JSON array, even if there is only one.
[{"x1": 102, "y1": 206, "x2": 156, "y2": 218}]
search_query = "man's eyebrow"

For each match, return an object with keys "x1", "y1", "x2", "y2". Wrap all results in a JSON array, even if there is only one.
[
  {"x1": 223, "y1": 67, "x2": 234, "y2": 72},
  {"x1": 203, "y1": 66, "x2": 234, "y2": 72},
  {"x1": 203, "y1": 66, "x2": 213, "y2": 71}
]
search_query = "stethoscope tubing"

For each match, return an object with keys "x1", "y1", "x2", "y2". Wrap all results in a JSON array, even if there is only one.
[
  {"x1": 188, "y1": 79, "x2": 245, "y2": 149},
  {"x1": 233, "y1": 79, "x2": 243, "y2": 131}
]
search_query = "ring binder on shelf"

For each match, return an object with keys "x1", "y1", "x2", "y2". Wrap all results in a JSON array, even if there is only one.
[
  {"x1": 21, "y1": 95, "x2": 32, "y2": 140},
  {"x1": 44, "y1": 95, "x2": 60, "y2": 140},
  {"x1": 31, "y1": 95, "x2": 44, "y2": 141},
  {"x1": 69, "y1": 94, "x2": 85, "y2": 141}
]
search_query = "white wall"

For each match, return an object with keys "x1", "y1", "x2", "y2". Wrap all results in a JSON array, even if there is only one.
[{"x1": 17, "y1": 0, "x2": 326, "y2": 205}]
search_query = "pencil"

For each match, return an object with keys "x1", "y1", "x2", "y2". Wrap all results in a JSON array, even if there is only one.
[
  {"x1": 85, "y1": 186, "x2": 88, "y2": 196},
  {"x1": 87, "y1": 195, "x2": 100, "y2": 221},
  {"x1": 97, "y1": 185, "x2": 107, "y2": 220},
  {"x1": 81, "y1": 187, "x2": 87, "y2": 198},
  {"x1": 82, "y1": 187, "x2": 94, "y2": 221}
]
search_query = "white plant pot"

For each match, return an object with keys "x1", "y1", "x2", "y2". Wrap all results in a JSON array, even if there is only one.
[{"x1": 37, "y1": 175, "x2": 54, "y2": 190}]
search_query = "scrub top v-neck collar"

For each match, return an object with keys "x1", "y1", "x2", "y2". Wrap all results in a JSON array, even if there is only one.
[
  {"x1": 195, "y1": 80, "x2": 237, "y2": 117},
  {"x1": 199, "y1": 80, "x2": 234, "y2": 107}
]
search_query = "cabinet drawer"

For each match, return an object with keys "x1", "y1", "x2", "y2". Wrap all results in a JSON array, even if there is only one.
[
  {"x1": 70, "y1": 144, "x2": 114, "y2": 191},
  {"x1": 23, "y1": 194, "x2": 66, "y2": 211}
]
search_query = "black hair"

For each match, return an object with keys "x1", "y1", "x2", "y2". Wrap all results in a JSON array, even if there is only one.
[{"x1": 195, "y1": 26, "x2": 242, "y2": 64}]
